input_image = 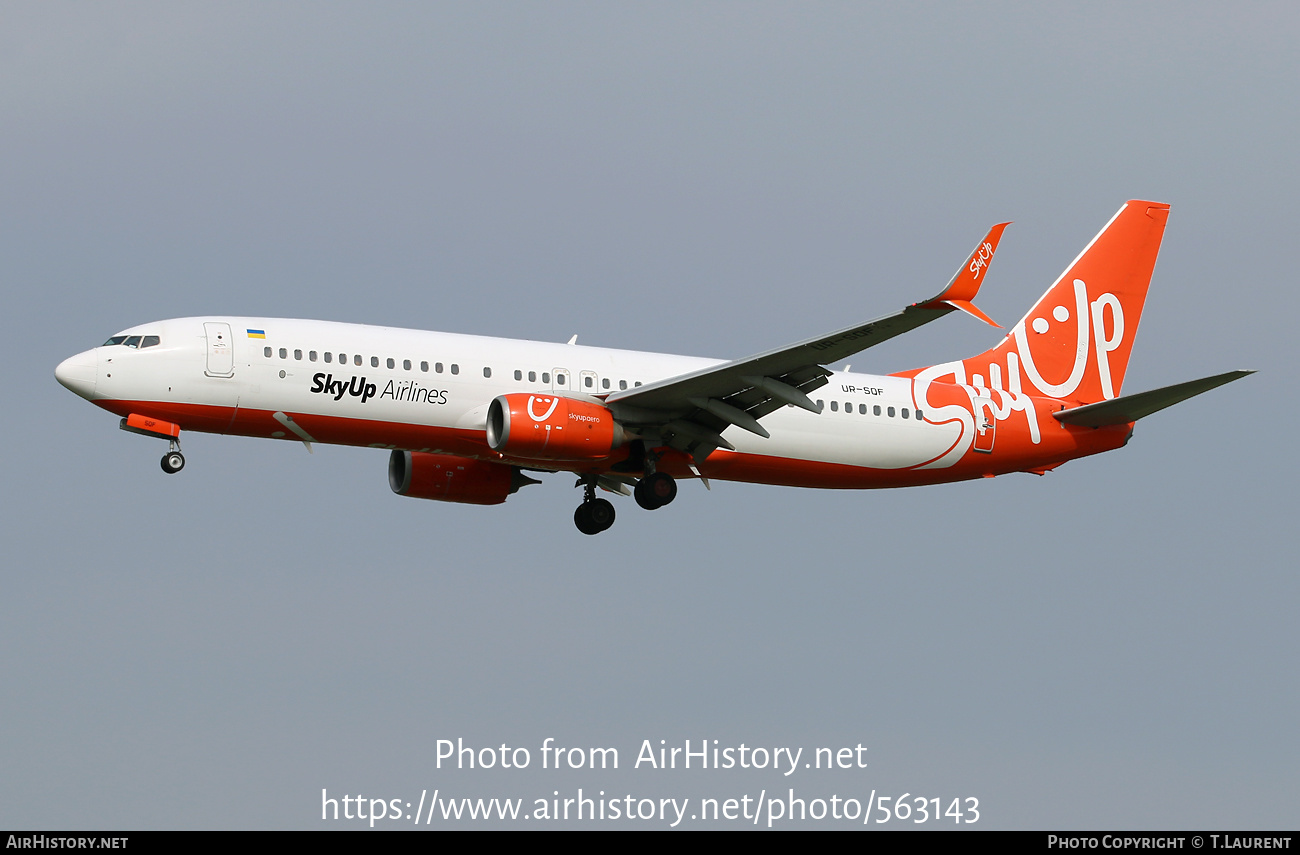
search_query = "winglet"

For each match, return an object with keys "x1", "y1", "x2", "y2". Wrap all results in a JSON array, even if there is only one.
[
  {"x1": 913, "y1": 222, "x2": 1010, "y2": 327},
  {"x1": 943, "y1": 298, "x2": 1000, "y2": 328}
]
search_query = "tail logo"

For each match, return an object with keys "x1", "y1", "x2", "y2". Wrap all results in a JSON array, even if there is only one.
[
  {"x1": 901, "y1": 199, "x2": 1167, "y2": 469},
  {"x1": 1014, "y1": 279, "x2": 1125, "y2": 401},
  {"x1": 909, "y1": 281, "x2": 1126, "y2": 469}
]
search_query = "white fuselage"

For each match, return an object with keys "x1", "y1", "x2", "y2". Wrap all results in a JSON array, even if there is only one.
[{"x1": 60, "y1": 316, "x2": 973, "y2": 481}]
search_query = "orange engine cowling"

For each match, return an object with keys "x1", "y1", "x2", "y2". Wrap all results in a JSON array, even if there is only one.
[
  {"x1": 388, "y1": 451, "x2": 538, "y2": 505},
  {"x1": 486, "y1": 393, "x2": 623, "y2": 461}
]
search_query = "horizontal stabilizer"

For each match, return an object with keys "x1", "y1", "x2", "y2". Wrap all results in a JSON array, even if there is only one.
[{"x1": 1052, "y1": 370, "x2": 1254, "y2": 427}]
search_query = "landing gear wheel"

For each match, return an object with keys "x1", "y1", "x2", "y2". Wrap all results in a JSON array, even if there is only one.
[
  {"x1": 574, "y1": 498, "x2": 616, "y2": 535},
  {"x1": 161, "y1": 451, "x2": 186, "y2": 474},
  {"x1": 588, "y1": 497, "x2": 615, "y2": 530},
  {"x1": 634, "y1": 471, "x2": 677, "y2": 510}
]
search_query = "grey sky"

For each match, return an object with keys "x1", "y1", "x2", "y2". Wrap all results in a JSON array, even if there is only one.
[{"x1": 3, "y1": 3, "x2": 1296, "y2": 828}]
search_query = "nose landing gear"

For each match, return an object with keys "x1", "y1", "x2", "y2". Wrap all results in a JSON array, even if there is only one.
[
  {"x1": 120, "y1": 415, "x2": 186, "y2": 475},
  {"x1": 160, "y1": 440, "x2": 185, "y2": 474}
]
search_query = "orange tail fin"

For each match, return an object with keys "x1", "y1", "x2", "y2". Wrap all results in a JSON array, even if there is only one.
[{"x1": 963, "y1": 200, "x2": 1170, "y2": 404}]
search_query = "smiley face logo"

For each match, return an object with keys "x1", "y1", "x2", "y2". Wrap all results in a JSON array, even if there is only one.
[{"x1": 527, "y1": 395, "x2": 561, "y2": 422}]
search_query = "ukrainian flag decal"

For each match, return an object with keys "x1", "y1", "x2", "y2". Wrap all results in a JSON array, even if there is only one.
[{"x1": 246, "y1": 329, "x2": 266, "y2": 339}]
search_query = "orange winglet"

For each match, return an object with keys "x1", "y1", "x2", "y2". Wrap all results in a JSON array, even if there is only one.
[
  {"x1": 942, "y1": 298, "x2": 1000, "y2": 328},
  {"x1": 914, "y1": 221, "x2": 1010, "y2": 327}
]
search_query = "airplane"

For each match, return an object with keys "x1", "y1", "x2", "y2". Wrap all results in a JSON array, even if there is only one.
[{"x1": 55, "y1": 200, "x2": 1251, "y2": 534}]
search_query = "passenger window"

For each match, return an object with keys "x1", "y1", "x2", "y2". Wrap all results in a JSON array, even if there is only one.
[
  {"x1": 915, "y1": 409, "x2": 924, "y2": 420},
  {"x1": 873, "y1": 405, "x2": 881, "y2": 416},
  {"x1": 859, "y1": 404, "x2": 866, "y2": 414},
  {"x1": 420, "y1": 361, "x2": 428, "y2": 372},
  {"x1": 403, "y1": 359, "x2": 411, "y2": 370},
  {"x1": 435, "y1": 363, "x2": 443, "y2": 373},
  {"x1": 830, "y1": 401, "x2": 838, "y2": 412},
  {"x1": 902, "y1": 408, "x2": 909, "y2": 419},
  {"x1": 844, "y1": 401, "x2": 852, "y2": 412},
  {"x1": 354, "y1": 355, "x2": 362, "y2": 366},
  {"x1": 124, "y1": 336, "x2": 142, "y2": 348},
  {"x1": 451, "y1": 364, "x2": 459, "y2": 375},
  {"x1": 528, "y1": 371, "x2": 536, "y2": 382},
  {"x1": 634, "y1": 381, "x2": 642, "y2": 387},
  {"x1": 584, "y1": 375, "x2": 593, "y2": 388},
  {"x1": 264, "y1": 347, "x2": 273, "y2": 358},
  {"x1": 102, "y1": 336, "x2": 128, "y2": 346},
  {"x1": 387, "y1": 358, "x2": 395, "y2": 369},
  {"x1": 620, "y1": 380, "x2": 627, "y2": 390},
  {"x1": 555, "y1": 373, "x2": 565, "y2": 385},
  {"x1": 514, "y1": 370, "x2": 522, "y2": 381},
  {"x1": 483, "y1": 367, "x2": 491, "y2": 378},
  {"x1": 888, "y1": 407, "x2": 895, "y2": 417},
  {"x1": 309, "y1": 351, "x2": 318, "y2": 362},
  {"x1": 602, "y1": 378, "x2": 610, "y2": 389},
  {"x1": 542, "y1": 372, "x2": 550, "y2": 383},
  {"x1": 279, "y1": 348, "x2": 287, "y2": 359},
  {"x1": 324, "y1": 352, "x2": 332, "y2": 363},
  {"x1": 141, "y1": 336, "x2": 160, "y2": 348},
  {"x1": 370, "y1": 356, "x2": 379, "y2": 368},
  {"x1": 339, "y1": 353, "x2": 347, "y2": 364},
  {"x1": 294, "y1": 349, "x2": 303, "y2": 360},
  {"x1": 817, "y1": 399, "x2": 824, "y2": 410}
]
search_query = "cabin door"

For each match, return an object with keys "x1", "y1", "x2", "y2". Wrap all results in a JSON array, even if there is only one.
[
  {"x1": 203, "y1": 322, "x2": 235, "y2": 378},
  {"x1": 972, "y1": 395, "x2": 996, "y2": 453}
]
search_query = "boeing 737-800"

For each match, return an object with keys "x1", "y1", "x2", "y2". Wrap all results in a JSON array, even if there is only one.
[{"x1": 55, "y1": 200, "x2": 1250, "y2": 534}]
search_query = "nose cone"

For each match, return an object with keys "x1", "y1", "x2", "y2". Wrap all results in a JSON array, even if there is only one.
[{"x1": 55, "y1": 350, "x2": 97, "y2": 400}]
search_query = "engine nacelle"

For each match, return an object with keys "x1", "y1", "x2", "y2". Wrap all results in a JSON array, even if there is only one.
[
  {"x1": 486, "y1": 393, "x2": 624, "y2": 461},
  {"x1": 388, "y1": 451, "x2": 538, "y2": 505}
]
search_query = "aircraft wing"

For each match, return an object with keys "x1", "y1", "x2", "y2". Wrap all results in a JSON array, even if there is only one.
[{"x1": 604, "y1": 223, "x2": 1010, "y2": 458}]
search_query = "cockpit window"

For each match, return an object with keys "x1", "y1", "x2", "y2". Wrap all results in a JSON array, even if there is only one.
[{"x1": 102, "y1": 334, "x2": 161, "y2": 348}]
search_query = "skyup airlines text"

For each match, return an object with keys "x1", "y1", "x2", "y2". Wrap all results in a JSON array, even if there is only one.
[{"x1": 311, "y1": 374, "x2": 447, "y2": 405}]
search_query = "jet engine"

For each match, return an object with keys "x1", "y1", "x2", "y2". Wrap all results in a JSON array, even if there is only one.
[
  {"x1": 388, "y1": 451, "x2": 539, "y2": 505},
  {"x1": 486, "y1": 393, "x2": 623, "y2": 461}
]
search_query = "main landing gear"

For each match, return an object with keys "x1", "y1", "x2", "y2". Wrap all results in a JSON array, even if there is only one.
[
  {"x1": 574, "y1": 477, "x2": 616, "y2": 535},
  {"x1": 160, "y1": 440, "x2": 185, "y2": 474},
  {"x1": 573, "y1": 464, "x2": 681, "y2": 535},
  {"x1": 634, "y1": 471, "x2": 677, "y2": 510},
  {"x1": 634, "y1": 451, "x2": 677, "y2": 511}
]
